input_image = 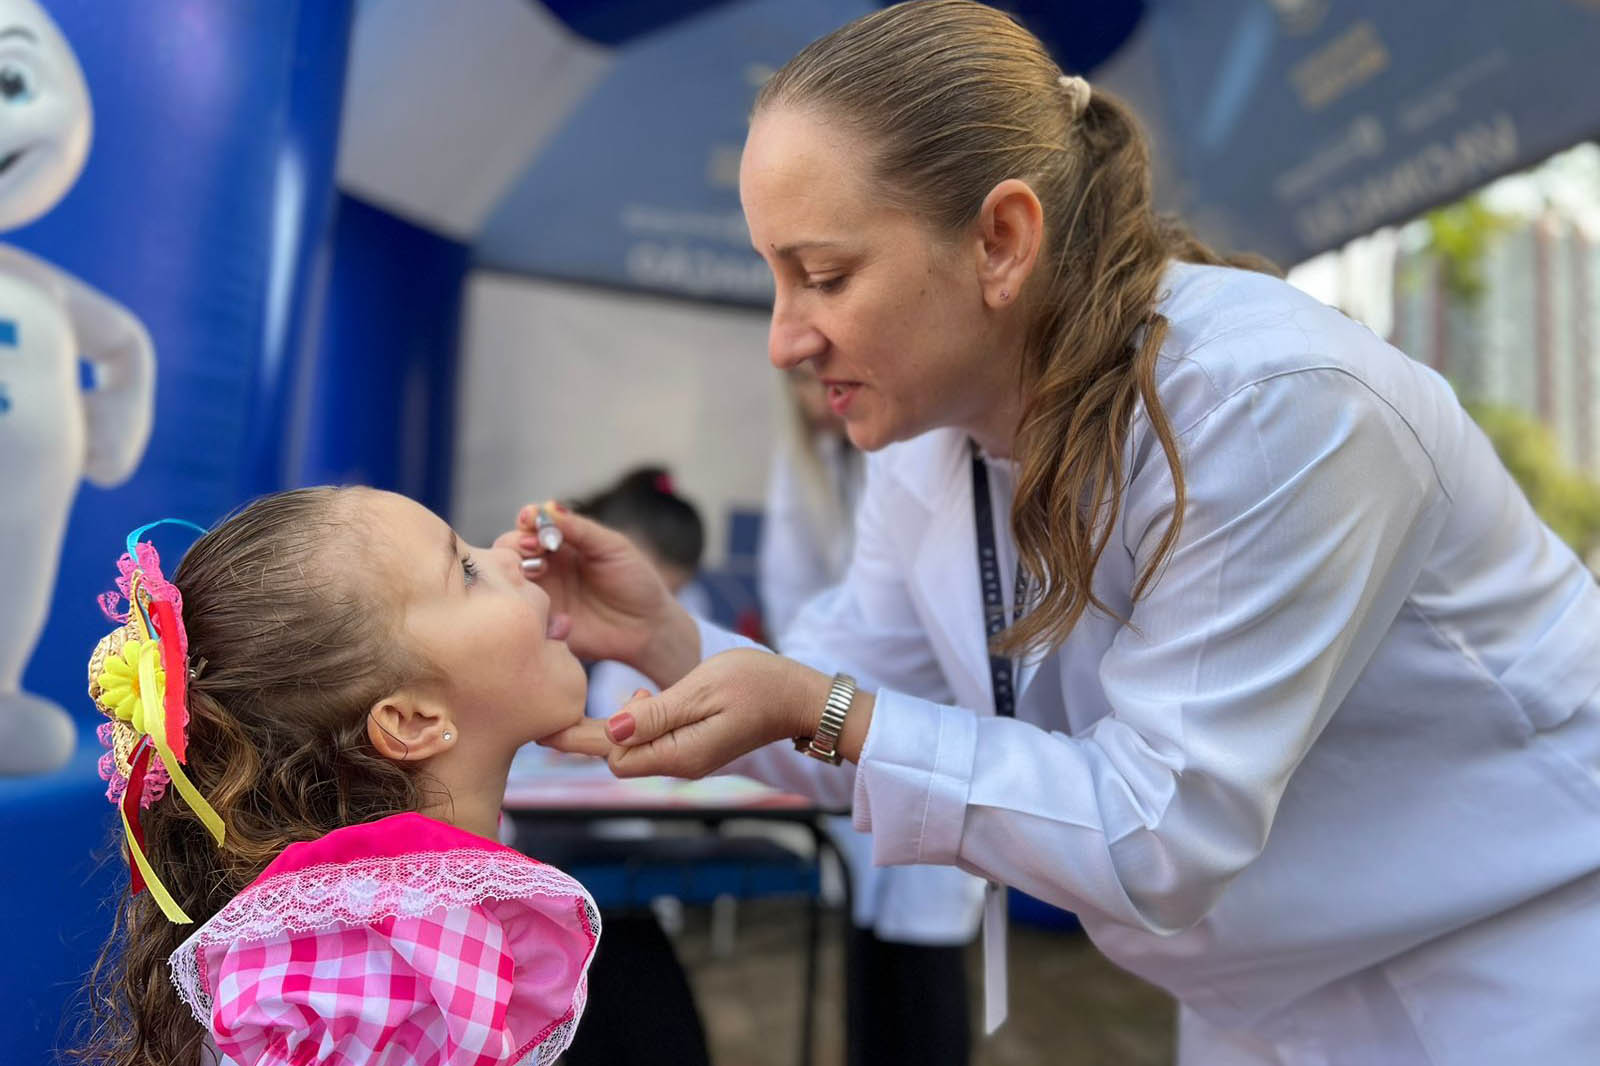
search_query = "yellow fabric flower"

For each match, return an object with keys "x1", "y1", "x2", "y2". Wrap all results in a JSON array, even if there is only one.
[{"x1": 94, "y1": 637, "x2": 165, "y2": 736}]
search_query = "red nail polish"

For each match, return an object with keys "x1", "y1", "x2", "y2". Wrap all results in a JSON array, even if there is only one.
[
  {"x1": 608, "y1": 712, "x2": 635, "y2": 742},
  {"x1": 553, "y1": 501, "x2": 569, "y2": 514}
]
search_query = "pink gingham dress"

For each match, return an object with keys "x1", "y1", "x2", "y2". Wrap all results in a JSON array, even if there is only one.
[{"x1": 169, "y1": 813, "x2": 600, "y2": 1066}]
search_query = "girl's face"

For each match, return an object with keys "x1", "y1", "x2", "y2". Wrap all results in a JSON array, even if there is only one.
[
  {"x1": 362, "y1": 490, "x2": 586, "y2": 748},
  {"x1": 741, "y1": 107, "x2": 1014, "y2": 452}
]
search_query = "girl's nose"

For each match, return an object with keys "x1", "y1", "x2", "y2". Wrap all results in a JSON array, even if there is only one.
[{"x1": 490, "y1": 545, "x2": 528, "y2": 585}]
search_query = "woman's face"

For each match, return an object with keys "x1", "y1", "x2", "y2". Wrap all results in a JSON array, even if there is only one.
[{"x1": 741, "y1": 107, "x2": 1010, "y2": 452}]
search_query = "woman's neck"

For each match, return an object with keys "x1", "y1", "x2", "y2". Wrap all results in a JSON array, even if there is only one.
[
  {"x1": 966, "y1": 381, "x2": 1024, "y2": 459},
  {"x1": 966, "y1": 322, "x2": 1029, "y2": 459}
]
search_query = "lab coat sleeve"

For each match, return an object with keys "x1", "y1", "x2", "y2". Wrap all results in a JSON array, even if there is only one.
[
  {"x1": 852, "y1": 368, "x2": 1446, "y2": 933},
  {"x1": 715, "y1": 453, "x2": 956, "y2": 809}
]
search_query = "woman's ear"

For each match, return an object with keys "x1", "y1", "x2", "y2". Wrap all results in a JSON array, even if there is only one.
[
  {"x1": 367, "y1": 692, "x2": 454, "y2": 762},
  {"x1": 975, "y1": 178, "x2": 1044, "y2": 310}
]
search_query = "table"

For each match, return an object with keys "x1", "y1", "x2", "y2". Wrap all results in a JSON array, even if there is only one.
[{"x1": 502, "y1": 754, "x2": 850, "y2": 1066}]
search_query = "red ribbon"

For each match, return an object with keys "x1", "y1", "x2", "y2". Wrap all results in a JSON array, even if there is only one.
[
  {"x1": 149, "y1": 597, "x2": 188, "y2": 764},
  {"x1": 122, "y1": 738, "x2": 152, "y2": 897}
]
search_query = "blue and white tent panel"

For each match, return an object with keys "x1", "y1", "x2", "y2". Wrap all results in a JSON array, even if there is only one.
[{"x1": 336, "y1": 0, "x2": 1600, "y2": 300}]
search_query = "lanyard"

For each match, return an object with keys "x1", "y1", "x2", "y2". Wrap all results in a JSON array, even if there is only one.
[
  {"x1": 970, "y1": 443, "x2": 1029, "y2": 717},
  {"x1": 969, "y1": 440, "x2": 1028, "y2": 1034}
]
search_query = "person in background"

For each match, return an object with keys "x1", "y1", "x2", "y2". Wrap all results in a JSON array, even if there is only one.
[
  {"x1": 759, "y1": 363, "x2": 862, "y2": 637},
  {"x1": 762, "y1": 367, "x2": 983, "y2": 1066}
]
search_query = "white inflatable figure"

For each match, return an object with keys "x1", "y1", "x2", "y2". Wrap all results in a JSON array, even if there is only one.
[{"x1": 0, "y1": 0, "x2": 153, "y2": 775}]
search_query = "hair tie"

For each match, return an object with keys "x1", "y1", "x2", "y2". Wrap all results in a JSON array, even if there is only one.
[
  {"x1": 1057, "y1": 74, "x2": 1091, "y2": 120},
  {"x1": 654, "y1": 473, "x2": 676, "y2": 495}
]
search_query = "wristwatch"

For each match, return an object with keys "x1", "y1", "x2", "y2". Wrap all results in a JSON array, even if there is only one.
[{"x1": 794, "y1": 673, "x2": 857, "y2": 765}]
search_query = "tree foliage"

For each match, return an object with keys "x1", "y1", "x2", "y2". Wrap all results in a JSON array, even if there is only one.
[
  {"x1": 1466, "y1": 403, "x2": 1600, "y2": 560},
  {"x1": 1421, "y1": 197, "x2": 1511, "y2": 304}
]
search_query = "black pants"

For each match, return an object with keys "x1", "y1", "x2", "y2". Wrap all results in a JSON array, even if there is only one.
[
  {"x1": 846, "y1": 927, "x2": 971, "y2": 1066},
  {"x1": 562, "y1": 911, "x2": 713, "y2": 1066}
]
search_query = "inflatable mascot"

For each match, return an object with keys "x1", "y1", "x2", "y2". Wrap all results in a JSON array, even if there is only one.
[{"x1": 0, "y1": 0, "x2": 154, "y2": 774}]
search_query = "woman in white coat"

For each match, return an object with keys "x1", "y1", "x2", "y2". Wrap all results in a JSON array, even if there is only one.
[{"x1": 507, "y1": 3, "x2": 1600, "y2": 1061}]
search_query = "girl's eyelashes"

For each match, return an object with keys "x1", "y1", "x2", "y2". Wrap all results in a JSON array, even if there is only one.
[{"x1": 460, "y1": 555, "x2": 480, "y2": 587}]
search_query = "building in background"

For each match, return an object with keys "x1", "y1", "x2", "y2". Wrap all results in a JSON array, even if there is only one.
[{"x1": 1391, "y1": 207, "x2": 1599, "y2": 472}]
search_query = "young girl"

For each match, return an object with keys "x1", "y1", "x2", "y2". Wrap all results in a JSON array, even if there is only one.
[{"x1": 74, "y1": 486, "x2": 602, "y2": 1066}]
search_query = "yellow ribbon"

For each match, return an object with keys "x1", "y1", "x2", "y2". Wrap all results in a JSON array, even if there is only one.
[
  {"x1": 136, "y1": 639, "x2": 226, "y2": 848},
  {"x1": 119, "y1": 784, "x2": 193, "y2": 924}
]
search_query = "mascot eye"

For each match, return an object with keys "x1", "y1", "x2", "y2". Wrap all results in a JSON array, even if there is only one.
[{"x1": 0, "y1": 64, "x2": 33, "y2": 102}]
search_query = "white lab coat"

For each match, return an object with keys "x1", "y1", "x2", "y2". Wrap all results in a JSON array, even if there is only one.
[
  {"x1": 710, "y1": 261, "x2": 1600, "y2": 1063},
  {"x1": 757, "y1": 420, "x2": 983, "y2": 944}
]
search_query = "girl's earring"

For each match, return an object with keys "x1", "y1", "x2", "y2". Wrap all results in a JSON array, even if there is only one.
[
  {"x1": 442, "y1": 731, "x2": 454, "y2": 742},
  {"x1": 999, "y1": 289, "x2": 1010, "y2": 302}
]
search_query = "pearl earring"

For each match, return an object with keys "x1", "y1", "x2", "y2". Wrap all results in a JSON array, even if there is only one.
[{"x1": 442, "y1": 731, "x2": 453, "y2": 742}]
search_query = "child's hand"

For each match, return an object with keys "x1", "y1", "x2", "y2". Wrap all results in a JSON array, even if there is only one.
[{"x1": 494, "y1": 502, "x2": 702, "y2": 687}]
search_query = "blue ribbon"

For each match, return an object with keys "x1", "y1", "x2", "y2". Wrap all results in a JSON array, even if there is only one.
[{"x1": 124, "y1": 518, "x2": 208, "y2": 633}]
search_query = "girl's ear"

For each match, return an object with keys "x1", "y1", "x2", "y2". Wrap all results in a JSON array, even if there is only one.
[{"x1": 366, "y1": 692, "x2": 454, "y2": 762}]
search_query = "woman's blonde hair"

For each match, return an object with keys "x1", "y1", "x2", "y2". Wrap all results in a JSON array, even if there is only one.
[
  {"x1": 70, "y1": 488, "x2": 440, "y2": 1066},
  {"x1": 756, "y1": 0, "x2": 1275, "y2": 654}
]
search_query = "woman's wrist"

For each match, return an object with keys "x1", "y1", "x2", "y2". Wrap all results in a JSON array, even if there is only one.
[
  {"x1": 635, "y1": 600, "x2": 702, "y2": 690},
  {"x1": 790, "y1": 662, "x2": 875, "y2": 764}
]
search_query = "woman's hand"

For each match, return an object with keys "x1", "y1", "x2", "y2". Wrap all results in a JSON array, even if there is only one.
[
  {"x1": 599, "y1": 650, "x2": 850, "y2": 779},
  {"x1": 494, "y1": 501, "x2": 700, "y2": 685},
  {"x1": 535, "y1": 716, "x2": 615, "y2": 759}
]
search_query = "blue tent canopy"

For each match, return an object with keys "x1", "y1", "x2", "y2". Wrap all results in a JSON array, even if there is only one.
[{"x1": 337, "y1": 0, "x2": 1600, "y2": 300}]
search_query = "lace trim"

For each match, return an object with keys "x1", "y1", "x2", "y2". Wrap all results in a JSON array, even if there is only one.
[
  {"x1": 526, "y1": 1004, "x2": 583, "y2": 1066},
  {"x1": 100, "y1": 543, "x2": 185, "y2": 637},
  {"x1": 168, "y1": 848, "x2": 599, "y2": 1028},
  {"x1": 97, "y1": 722, "x2": 170, "y2": 807}
]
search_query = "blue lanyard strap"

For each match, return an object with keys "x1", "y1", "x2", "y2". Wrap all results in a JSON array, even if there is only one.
[{"x1": 970, "y1": 442, "x2": 1029, "y2": 718}]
